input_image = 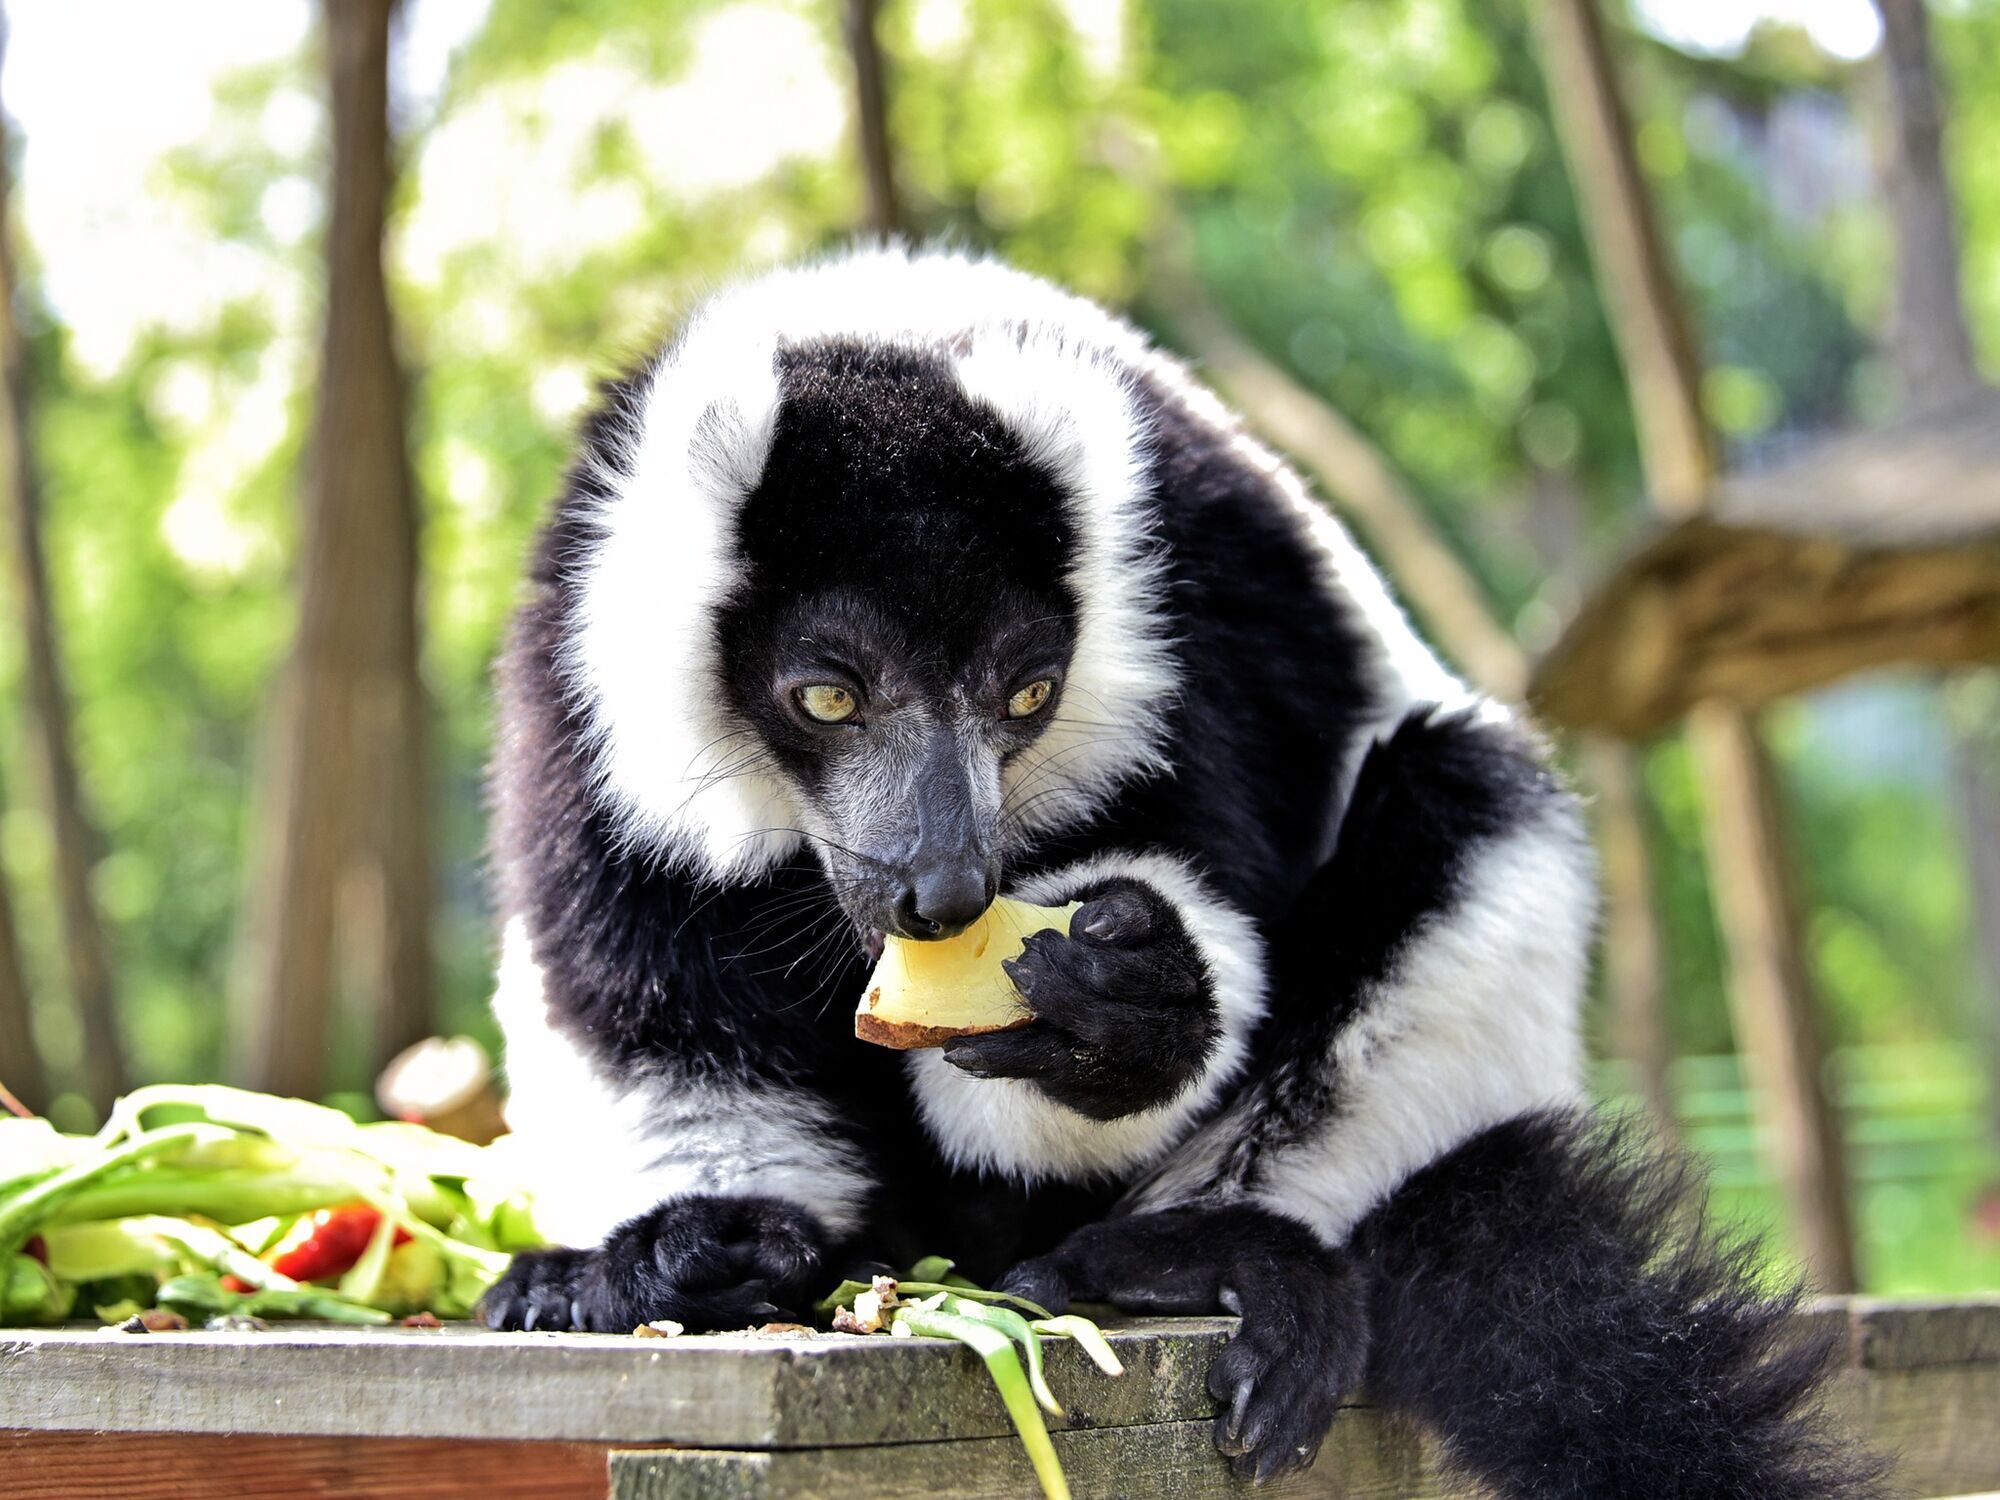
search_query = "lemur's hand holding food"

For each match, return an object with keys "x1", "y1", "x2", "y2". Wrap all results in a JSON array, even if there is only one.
[
  {"x1": 854, "y1": 898, "x2": 1080, "y2": 1049},
  {"x1": 938, "y1": 882, "x2": 1217, "y2": 1121}
]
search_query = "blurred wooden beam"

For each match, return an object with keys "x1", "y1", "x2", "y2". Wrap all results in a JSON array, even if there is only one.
[
  {"x1": 237, "y1": 0, "x2": 431, "y2": 1094},
  {"x1": 1164, "y1": 288, "x2": 1675, "y2": 1127},
  {"x1": 1532, "y1": 0, "x2": 1857, "y2": 1289},
  {"x1": 1529, "y1": 0, "x2": 1713, "y2": 521},
  {"x1": 844, "y1": 0, "x2": 902, "y2": 237},
  {"x1": 0, "y1": 3, "x2": 126, "y2": 1117},
  {"x1": 1531, "y1": 397, "x2": 2000, "y2": 737},
  {"x1": 1535, "y1": 0, "x2": 2000, "y2": 735}
]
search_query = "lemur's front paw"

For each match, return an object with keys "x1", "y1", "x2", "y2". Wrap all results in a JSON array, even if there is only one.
[
  {"x1": 1208, "y1": 1258, "x2": 1367, "y2": 1483},
  {"x1": 478, "y1": 1194, "x2": 826, "y2": 1333},
  {"x1": 941, "y1": 880, "x2": 1216, "y2": 1119},
  {"x1": 998, "y1": 1207, "x2": 1368, "y2": 1483}
]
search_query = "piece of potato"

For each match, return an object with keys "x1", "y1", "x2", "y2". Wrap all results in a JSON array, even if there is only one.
[{"x1": 854, "y1": 898, "x2": 1081, "y2": 1050}]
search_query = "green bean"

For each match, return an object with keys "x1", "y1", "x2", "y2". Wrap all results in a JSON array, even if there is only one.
[
  {"x1": 816, "y1": 1275, "x2": 1050, "y2": 1321},
  {"x1": 946, "y1": 1295, "x2": 1063, "y2": 1417},
  {"x1": 893, "y1": 1306, "x2": 1070, "y2": 1500},
  {"x1": 1031, "y1": 1316, "x2": 1126, "y2": 1377},
  {"x1": 0, "y1": 1124, "x2": 229, "y2": 1259}
]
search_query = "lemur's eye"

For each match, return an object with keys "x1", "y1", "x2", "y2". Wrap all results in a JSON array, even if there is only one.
[
  {"x1": 1007, "y1": 679, "x2": 1054, "y2": 719},
  {"x1": 797, "y1": 684, "x2": 859, "y2": 724}
]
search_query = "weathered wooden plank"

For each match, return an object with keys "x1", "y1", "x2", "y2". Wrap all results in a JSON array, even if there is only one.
[
  {"x1": 1843, "y1": 1296, "x2": 2000, "y2": 1371},
  {"x1": 0, "y1": 1431, "x2": 613, "y2": 1500},
  {"x1": 609, "y1": 1414, "x2": 1467, "y2": 1500},
  {"x1": 0, "y1": 1318, "x2": 1231, "y2": 1448},
  {"x1": 3, "y1": 1299, "x2": 1996, "y2": 1499},
  {"x1": 1829, "y1": 1363, "x2": 2000, "y2": 1497}
]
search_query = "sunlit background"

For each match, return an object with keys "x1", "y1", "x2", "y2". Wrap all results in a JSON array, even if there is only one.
[{"x1": 2, "y1": 0, "x2": 1998, "y2": 1294}]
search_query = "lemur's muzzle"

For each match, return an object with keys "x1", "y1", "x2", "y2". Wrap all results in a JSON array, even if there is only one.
[{"x1": 882, "y1": 729, "x2": 999, "y2": 941}]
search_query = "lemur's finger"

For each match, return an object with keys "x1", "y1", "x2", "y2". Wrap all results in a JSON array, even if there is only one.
[
  {"x1": 1071, "y1": 886, "x2": 1156, "y2": 945},
  {"x1": 1009, "y1": 929, "x2": 1202, "y2": 1016},
  {"x1": 996, "y1": 1253, "x2": 1074, "y2": 1314},
  {"x1": 941, "y1": 1027, "x2": 1072, "y2": 1080}
]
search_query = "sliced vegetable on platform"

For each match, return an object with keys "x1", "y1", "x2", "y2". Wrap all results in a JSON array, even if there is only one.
[{"x1": 0, "y1": 1084, "x2": 541, "y2": 1326}]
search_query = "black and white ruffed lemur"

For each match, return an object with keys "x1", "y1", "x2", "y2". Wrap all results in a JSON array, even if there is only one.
[{"x1": 483, "y1": 247, "x2": 1881, "y2": 1495}]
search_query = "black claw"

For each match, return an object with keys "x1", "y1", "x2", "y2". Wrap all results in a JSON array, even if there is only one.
[{"x1": 943, "y1": 1041, "x2": 994, "y2": 1076}]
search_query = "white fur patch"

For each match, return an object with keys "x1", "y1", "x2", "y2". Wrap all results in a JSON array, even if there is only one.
[
  {"x1": 956, "y1": 339, "x2": 1180, "y2": 841},
  {"x1": 492, "y1": 917, "x2": 873, "y2": 1244},
  {"x1": 904, "y1": 851, "x2": 1266, "y2": 1182},
  {"x1": 1133, "y1": 812, "x2": 1595, "y2": 1242},
  {"x1": 563, "y1": 246, "x2": 1181, "y2": 881},
  {"x1": 560, "y1": 332, "x2": 798, "y2": 880}
]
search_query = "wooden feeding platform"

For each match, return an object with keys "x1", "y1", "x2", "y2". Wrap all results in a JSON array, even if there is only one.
[
  {"x1": 1529, "y1": 392, "x2": 2000, "y2": 740},
  {"x1": 5, "y1": 1298, "x2": 2000, "y2": 1498}
]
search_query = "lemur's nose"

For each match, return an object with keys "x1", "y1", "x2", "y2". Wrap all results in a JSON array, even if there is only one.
[{"x1": 900, "y1": 864, "x2": 995, "y2": 940}]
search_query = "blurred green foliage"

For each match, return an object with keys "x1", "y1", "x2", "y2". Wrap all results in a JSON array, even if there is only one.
[{"x1": 2, "y1": 0, "x2": 1997, "y2": 1286}]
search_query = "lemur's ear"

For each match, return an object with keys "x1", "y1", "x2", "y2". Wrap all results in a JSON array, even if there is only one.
[{"x1": 954, "y1": 338, "x2": 1148, "y2": 509}]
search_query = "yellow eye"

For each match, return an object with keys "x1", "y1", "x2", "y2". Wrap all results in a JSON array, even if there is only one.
[
  {"x1": 1007, "y1": 679, "x2": 1054, "y2": 719},
  {"x1": 798, "y1": 684, "x2": 858, "y2": 724}
]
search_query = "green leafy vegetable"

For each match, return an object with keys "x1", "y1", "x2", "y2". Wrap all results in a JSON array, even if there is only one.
[
  {"x1": 0, "y1": 1086, "x2": 543, "y2": 1326},
  {"x1": 894, "y1": 1303, "x2": 1071, "y2": 1500},
  {"x1": 821, "y1": 1262, "x2": 1125, "y2": 1500}
]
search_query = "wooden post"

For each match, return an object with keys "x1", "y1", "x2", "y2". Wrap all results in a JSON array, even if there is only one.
[
  {"x1": 843, "y1": 0, "x2": 902, "y2": 237},
  {"x1": 1532, "y1": 0, "x2": 1858, "y2": 1288},
  {"x1": 0, "y1": 4, "x2": 128, "y2": 1117},
  {"x1": 236, "y1": 0, "x2": 431, "y2": 1094},
  {"x1": 1166, "y1": 291, "x2": 1676, "y2": 1127},
  {"x1": 1587, "y1": 737, "x2": 1675, "y2": 1125}
]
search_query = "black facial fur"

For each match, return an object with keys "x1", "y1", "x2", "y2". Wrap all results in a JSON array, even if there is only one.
[{"x1": 714, "y1": 340, "x2": 1080, "y2": 938}]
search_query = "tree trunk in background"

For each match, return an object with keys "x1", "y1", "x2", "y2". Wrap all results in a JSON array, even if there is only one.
[
  {"x1": 1872, "y1": 0, "x2": 1980, "y2": 408},
  {"x1": 1533, "y1": 0, "x2": 1857, "y2": 1289},
  {"x1": 0, "y1": 7, "x2": 126, "y2": 1118},
  {"x1": 844, "y1": 0, "x2": 902, "y2": 237},
  {"x1": 236, "y1": 0, "x2": 430, "y2": 1096},
  {"x1": 1948, "y1": 710, "x2": 2000, "y2": 1154},
  {"x1": 1868, "y1": 0, "x2": 2000, "y2": 1160},
  {"x1": 0, "y1": 817, "x2": 46, "y2": 1115}
]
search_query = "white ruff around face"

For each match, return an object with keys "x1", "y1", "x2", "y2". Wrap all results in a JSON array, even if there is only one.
[{"x1": 561, "y1": 246, "x2": 1181, "y2": 883}]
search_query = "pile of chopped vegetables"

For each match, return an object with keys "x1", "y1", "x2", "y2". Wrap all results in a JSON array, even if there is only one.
[
  {"x1": 0, "y1": 1085, "x2": 541, "y2": 1327},
  {"x1": 1, "y1": 1086, "x2": 1123, "y2": 1499},
  {"x1": 820, "y1": 1256, "x2": 1124, "y2": 1500}
]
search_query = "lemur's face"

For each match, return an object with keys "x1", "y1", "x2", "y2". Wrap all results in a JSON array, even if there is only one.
[{"x1": 716, "y1": 341, "x2": 1081, "y2": 947}]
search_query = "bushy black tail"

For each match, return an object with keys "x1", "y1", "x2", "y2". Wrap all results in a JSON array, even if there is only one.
[{"x1": 1353, "y1": 1108, "x2": 1890, "y2": 1500}]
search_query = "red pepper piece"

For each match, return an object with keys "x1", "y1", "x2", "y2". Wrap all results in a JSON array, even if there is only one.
[
  {"x1": 23, "y1": 1235, "x2": 45, "y2": 1264},
  {"x1": 268, "y1": 1204, "x2": 412, "y2": 1283},
  {"x1": 220, "y1": 1274, "x2": 253, "y2": 1294}
]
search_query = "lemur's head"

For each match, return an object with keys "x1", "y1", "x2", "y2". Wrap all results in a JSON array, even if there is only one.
[{"x1": 559, "y1": 249, "x2": 1179, "y2": 946}]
